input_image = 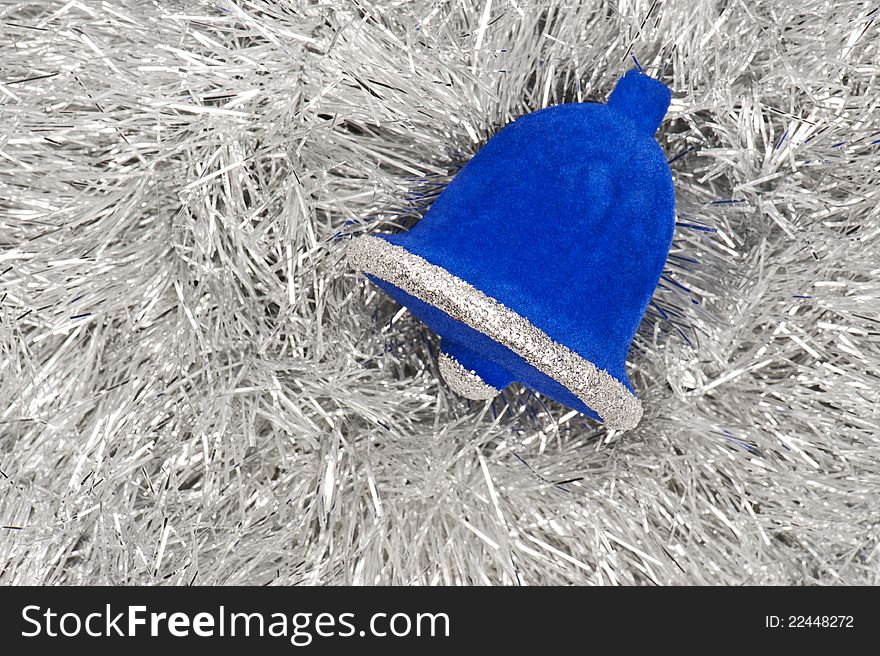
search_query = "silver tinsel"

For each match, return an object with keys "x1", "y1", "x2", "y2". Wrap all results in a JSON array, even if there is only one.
[{"x1": 1, "y1": 0, "x2": 879, "y2": 585}]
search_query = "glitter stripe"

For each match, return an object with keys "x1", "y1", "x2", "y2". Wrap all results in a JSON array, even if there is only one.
[
  {"x1": 348, "y1": 235, "x2": 643, "y2": 430},
  {"x1": 437, "y1": 352, "x2": 501, "y2": 400}
]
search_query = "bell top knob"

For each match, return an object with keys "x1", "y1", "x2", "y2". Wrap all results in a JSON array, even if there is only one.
[{"x1": 606, "y1": 70, "x2": 671, "y2": 135}]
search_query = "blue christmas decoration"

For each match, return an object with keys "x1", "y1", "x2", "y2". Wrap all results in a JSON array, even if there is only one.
[{"x1": 349, "y1": 70, "x2": 675, "y2": 430}]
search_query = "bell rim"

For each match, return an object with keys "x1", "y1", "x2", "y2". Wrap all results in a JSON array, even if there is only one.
[{"x1": 347, "y1": 234, "x2": 643, "y2": 430}]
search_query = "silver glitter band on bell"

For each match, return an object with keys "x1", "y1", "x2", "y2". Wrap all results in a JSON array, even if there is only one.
[{"x1": 348, "y1": 235, "x2": 643, "y2": 430}]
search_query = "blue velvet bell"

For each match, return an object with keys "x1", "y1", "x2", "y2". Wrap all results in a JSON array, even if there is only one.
[{"x1": 349, "y1": 70, "x2": 675, "y2": 430}]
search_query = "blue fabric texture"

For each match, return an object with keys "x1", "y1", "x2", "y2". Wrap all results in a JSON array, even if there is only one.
[{"x1": 366, "y1": 70, "x2": 675, "y2": 421}]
